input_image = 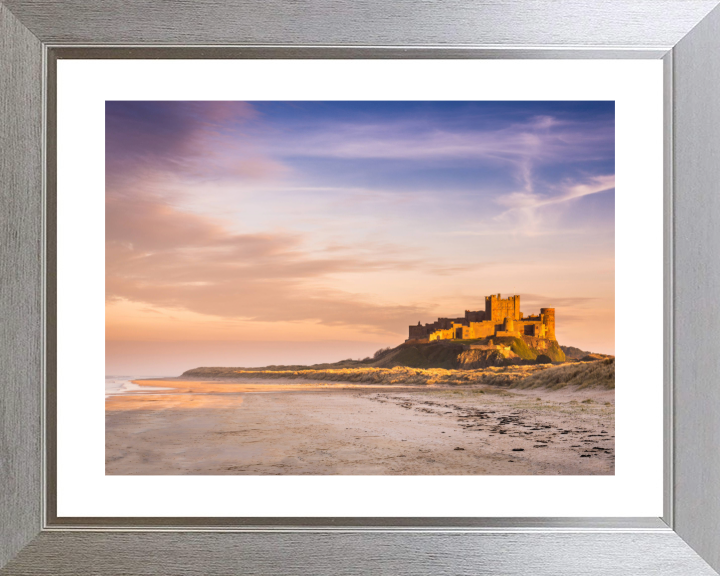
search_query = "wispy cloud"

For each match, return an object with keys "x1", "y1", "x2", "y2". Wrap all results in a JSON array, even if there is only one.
[
  {"x1": 496, "y1": 174, "x2": 616, "y2": 211},
  {"x1": 438, "y1": 174, "x2": 615, "y2": 237},
  {"x1": 106, "y1": 190, "x2": 454, "y2": 335},
  {"x1": 270, "y1": 115, "x2": 614, "y2": 165},
  {"x1": 488, "y1": 174, "x2": 615, "y2": 234}
]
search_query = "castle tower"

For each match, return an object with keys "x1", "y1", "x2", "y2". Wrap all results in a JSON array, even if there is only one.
[
  {"x1": 540, "y1": 308, "x2": 556, "y2": 341},
  {"x1": 485, "y1": 295, "x2": 495, "y2": 319},
  {"x1": 485, "y1": 294, "x2": 521, "y2": 322}
]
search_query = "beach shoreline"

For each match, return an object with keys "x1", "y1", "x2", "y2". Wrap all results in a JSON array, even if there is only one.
[{"x1": 106, "y1": 378, "x2": 614, "y2": 475}]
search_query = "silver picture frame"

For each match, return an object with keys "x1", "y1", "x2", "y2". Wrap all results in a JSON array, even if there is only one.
[{"x1": 2, "y1": 1, "x2": 720, "y2": 573}]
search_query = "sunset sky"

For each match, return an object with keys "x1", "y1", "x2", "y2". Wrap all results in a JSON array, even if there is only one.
[{"x1": 106, "y1": 101, "x2": 615, "y2": 375}]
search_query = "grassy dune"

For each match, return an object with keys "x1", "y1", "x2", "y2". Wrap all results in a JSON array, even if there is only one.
[
  {"x1": 184, "y1": 364, "x2": 540, "y2": 386},
  {"x1": 510, "y1": 358, "x2": 615, "y2": 390},
  {"x1": 182, "y1": 359, "x2": 614, "y2": 390}
]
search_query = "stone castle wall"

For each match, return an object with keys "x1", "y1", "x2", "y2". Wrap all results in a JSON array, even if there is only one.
[{"x1": 409, "y1": 295, "x2": 557, "y2": 344}]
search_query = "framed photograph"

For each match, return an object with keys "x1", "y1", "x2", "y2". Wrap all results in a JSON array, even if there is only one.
[
  {"x1": 72, "y1": 62, "x2": 644, "y2": 518},
  {"x1": 2, "y1": 1, "x2": 720, "y2": 574}
]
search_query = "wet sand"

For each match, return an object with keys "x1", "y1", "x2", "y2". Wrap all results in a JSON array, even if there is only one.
[{"x1": 106, "y1": 379, "x2": 614, "y2": 475}]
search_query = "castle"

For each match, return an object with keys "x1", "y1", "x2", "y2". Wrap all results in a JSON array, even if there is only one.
[{"x1": 408, "y1": 294, "x2": 556, "y2": 342}]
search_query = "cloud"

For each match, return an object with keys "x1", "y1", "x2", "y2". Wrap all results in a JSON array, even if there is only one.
[
  {"x1": 269, "y1": 114, "x2": 613, "y2": 166},
  {"x1": 106, "y1": 101, "x2": 286, "y2": 184},
  {"x1": 106, "y1": 190, "x2": 443, "y2": 335},
  {"x1": 519, "y1": 294, "x2": 602, "y2": 308},
  {"x1": 260, "y1": 111, "x2": 614, "y2": 236},
  {"x1": 483, "y1": 174, "x2": 615, "y2": 235},
  {"x1": 495, "y1": 174, "x2": 616, "y2": 211},
  {"x1": 439, "y1": 174, "x2": 615, "y2": 238}
]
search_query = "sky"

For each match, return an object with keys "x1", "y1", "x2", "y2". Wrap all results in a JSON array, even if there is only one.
[{"x1": 105, "y1": 101, "x2": 615, "y2": 375}]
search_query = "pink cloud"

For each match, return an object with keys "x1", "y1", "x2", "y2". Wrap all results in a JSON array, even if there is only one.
[{"x1": 106, "y1": 190, "x2": 447, "y2": 335}]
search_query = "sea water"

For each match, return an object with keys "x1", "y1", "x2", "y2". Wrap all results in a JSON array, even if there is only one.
[{"x1": 104, "y1": 376, "x2": 173, "y2": 398}]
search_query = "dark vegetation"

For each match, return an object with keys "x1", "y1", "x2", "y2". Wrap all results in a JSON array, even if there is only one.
[{"x1": 561, "y1": 345, "x2": 590, "y2": 360}]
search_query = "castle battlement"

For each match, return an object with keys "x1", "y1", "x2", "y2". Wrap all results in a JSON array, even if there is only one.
[{"x1": 408, "y1": 294, "x2": 556, "y2": 343}]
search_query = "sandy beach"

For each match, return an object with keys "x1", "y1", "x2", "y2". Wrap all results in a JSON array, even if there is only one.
[{"x1": 106, "y1": 378, "x2": 614, "y2": 475}]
